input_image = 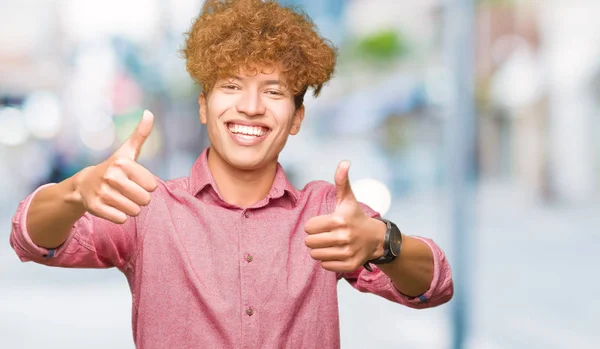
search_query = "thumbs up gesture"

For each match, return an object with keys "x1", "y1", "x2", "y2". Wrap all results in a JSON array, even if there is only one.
[
  {"x1": 304, "y1": 161, "x2": 386, "y2": 273},
  {"x1": 73, "y1": 110, "x2": 158, "y2": 224}
]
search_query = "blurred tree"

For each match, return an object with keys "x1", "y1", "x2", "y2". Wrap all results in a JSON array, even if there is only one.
[{"x1": 354, "y1": 29, "x2": 409, "y2": 64}]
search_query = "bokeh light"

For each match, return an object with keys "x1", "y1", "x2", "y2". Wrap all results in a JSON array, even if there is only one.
[
  {"x1": 79, "y1": 121, "x2": 116, "y2": 151},
  {"x1": 351, "y1": 178, "x2": 393, "y2": 216},
  {"x1": 22, "y1": 91, "x2": 63, "y2": 139},
  {"x1": 17, "y1": 142, "x2": 53, "y2": 184},
  {"x1": 0, "y1": 107, "x2": 29, "y2": 146}
]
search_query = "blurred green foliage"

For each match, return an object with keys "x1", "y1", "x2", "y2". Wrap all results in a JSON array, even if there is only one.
[{"x1": 353, "y1": 29, "x2": 409, "y2": 63}]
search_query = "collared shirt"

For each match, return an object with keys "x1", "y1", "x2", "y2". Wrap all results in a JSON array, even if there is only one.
[{"x1": 10, "y1": 148, "x2": 453, "y2": 349}]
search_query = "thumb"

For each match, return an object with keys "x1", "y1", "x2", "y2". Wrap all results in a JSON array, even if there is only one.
[
  {"x1": 118, "y1": 110, "x2": 154, "y2": 160},
  {"x1": 334, "y1": 160, "x2": 355, "y2": 205}
]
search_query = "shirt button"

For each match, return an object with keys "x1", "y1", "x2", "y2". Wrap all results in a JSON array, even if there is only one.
[
  {"x1": 246, "y1": 307, "x2": 254, "y2": 316},
  {"x1": 246, "y1": 254, "x2": 253, "y2": 262},
  {"x1": 244, "y1": 211, "x2": 250, "y2": 218}
]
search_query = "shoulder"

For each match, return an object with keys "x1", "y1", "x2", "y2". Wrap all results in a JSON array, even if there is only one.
[
  {"x1": 299, "y1": 180, "x2": 381, "y2": 218},
  {"x1": 136, "y1": 176, "x2": 191, "y2": 225},
  {"x1": 147, "y1": 176, "x2": 191, "y2": 198},
  {"x1": 161, "y1": 177, "x2": 189, "y2": 191},
  {"x1": 298, "y1": 180, "x2": 336, "y2": 212},
  {"x1": 301, "y1": 180, "x2": 335, "y2": 194}
]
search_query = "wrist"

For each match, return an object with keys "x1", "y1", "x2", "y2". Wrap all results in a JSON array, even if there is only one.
[
  {"x1": 62, "y1": 168, "x2": 89, "y2": 211},
  {"x1": 369, "y1": 217, "x2": 387, "y2": 260}
]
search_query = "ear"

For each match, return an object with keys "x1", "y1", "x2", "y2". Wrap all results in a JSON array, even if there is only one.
[
  {"x1": 289, "y1": 105, "x2": 305, "y2": 135},
  {"x1": 199, "y1": 92, "x2": 208, "y2": 125}
]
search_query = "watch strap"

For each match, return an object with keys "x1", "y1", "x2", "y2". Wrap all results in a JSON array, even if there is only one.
[{"x1": 363, "y1": 217, "x2": 397, "y2": 271}]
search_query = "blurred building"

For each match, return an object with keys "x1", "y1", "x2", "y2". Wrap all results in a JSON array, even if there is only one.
[{"x1": 475, "y1": 0, "x2": 600, "y2": 203}]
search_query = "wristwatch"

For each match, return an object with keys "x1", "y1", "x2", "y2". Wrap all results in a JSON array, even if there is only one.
[{"x1": 363, "y1": 217, "x2": 402, "y2": 272}]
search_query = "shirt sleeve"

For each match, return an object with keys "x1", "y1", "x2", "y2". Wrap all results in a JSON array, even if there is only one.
[
  {"x1": 325, "y1": 185, "x2": 454, "y2": 309},
  {"x1": 9, "y1": 183, "x2": 138, "y2": 271},
  {"x1": 339, "y1": 237, "x2": 453, "y2": 309}
]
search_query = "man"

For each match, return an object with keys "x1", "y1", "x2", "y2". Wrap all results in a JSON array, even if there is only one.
[{"x1": 10, "y1": 0, "x2": 453, "y2": 348}]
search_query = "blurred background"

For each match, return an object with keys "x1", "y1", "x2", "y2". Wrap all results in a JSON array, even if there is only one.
[{"x1": 1, "y1": 0, "x2": 598, "y2": 348}]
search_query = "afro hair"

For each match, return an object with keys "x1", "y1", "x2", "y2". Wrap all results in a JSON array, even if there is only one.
[{"x1": 182, "y1": 0, "x2": 337, "y2": 102}]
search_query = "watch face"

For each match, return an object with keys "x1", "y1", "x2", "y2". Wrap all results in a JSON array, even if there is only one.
[{"x1": 389, "y1": 225, "x2": 402, "y2": 256}]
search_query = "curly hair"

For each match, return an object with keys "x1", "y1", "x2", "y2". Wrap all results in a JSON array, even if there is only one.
[{"x1": 182, "y1": 0, "x2": 337, "y2": 105}]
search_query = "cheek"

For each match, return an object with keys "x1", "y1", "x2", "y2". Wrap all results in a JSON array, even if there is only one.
[
  {"x1": 271, "y1": 105, "x2": 297, "y2": 131},
  {"x1": 204, "y1": 107, "x2": 225, "y2": 139},
  {"x1": 207, "y1": 95, "x2": 234, "y2": 121}
]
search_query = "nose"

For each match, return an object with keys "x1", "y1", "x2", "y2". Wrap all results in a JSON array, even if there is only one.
[{"x1": 235, "y1": 89, "x2": 266, "y2": 117}]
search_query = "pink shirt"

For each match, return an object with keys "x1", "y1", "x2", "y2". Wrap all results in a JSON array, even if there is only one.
[{"x1": 10, "y1": 148, "x2": 453, "y2": 349}]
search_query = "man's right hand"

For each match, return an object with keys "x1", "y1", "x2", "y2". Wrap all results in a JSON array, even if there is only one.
[{"x1": 73, "y1": 110, "x2": 158, "y2": 224}]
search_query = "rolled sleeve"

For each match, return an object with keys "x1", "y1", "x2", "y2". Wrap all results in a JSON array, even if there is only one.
[
  {"x1": 388, "y1": 236, "x2": 453, "y2": 308},
  {"x1": 341, "y1": 237, "x2": 453, "y2": 309},
  {"x1": 9, "y1": 184, "x2": 137, "y2": 270},
  {"x1": 10, "y1": 184, "x2": 68, "y2": 262}
]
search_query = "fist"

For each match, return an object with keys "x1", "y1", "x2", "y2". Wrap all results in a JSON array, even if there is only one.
[
  {"x1": 74, "y1": 110, "x2": 158, "y2": 224},
  {"x1": 304, "y1": 161, "x2": 385, "y2": 273}
]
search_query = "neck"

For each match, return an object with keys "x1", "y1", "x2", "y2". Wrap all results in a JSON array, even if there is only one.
[{"x1": 206, "y1": 148, "x2": 277, "y2": 208}]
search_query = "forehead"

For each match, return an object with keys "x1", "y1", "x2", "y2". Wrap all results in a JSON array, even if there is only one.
[{"x1": 222, "y1": 65, "x2": 288, "y2": 84}]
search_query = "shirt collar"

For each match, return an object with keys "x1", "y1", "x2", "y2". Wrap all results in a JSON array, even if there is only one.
[{"x1": 189, "y1": 147, "x2": 299, "y2": 207}]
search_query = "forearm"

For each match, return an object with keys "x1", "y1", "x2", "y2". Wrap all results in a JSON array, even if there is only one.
[
  {"x1": 367, "y1": 217, "x2": 434, "y2": 297},
  {"x1": 26, "y1": 171, "x2": 87, "y2": 249},
  {"x1": 378, "y1": 235, "x2": 434, "y2": 297}
]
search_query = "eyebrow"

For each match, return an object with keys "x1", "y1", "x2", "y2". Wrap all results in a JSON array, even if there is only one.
[
  {"x1": 233, "y1": 76, "x2": 284, "y2": 87},
  {"x1": 262, "y1": 80, "x2": 282, "y2": 86}
]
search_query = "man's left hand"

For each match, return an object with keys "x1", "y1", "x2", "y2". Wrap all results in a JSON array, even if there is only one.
[{"x1": 304, "y1": 161, "x2": 386, "y2": 273}]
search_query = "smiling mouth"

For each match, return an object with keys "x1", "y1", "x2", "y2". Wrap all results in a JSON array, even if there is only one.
[{"x1": 227, "y1": 122, "x2": 269, "y2": 138}]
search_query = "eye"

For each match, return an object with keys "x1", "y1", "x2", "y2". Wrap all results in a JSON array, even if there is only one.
[
  {"x1": 222, "y1": 84, "x2": 240, "y2": 90},
  {"x1": 265, "y1": 90, "x2": 284, "y2": 96}
]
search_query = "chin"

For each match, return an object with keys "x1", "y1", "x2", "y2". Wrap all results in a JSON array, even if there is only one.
[{"x1": 223, "y1": 150, "x2": 272, "y2": 171}]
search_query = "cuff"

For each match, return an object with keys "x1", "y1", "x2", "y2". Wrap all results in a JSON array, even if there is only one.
[
  {"x1": 10, "y1": 183, "x2": 75, "y2": 262},
  {"x1": 387, "y1": 236, "x2": 440, "y2": 305}
]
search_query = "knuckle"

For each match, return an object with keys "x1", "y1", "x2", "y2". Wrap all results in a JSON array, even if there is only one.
[
  {"x1": 97, "y1": 186, "x2": 111, "y2": 201},
  {"x1": 332, "y1": 215, "x2": 347, "y2": 227},
  {"x1": 113, "y1": 156, "x2": 130, "y2": 168},
  {"x1": 102, "y1": 171, "x2": 118, "y2": 183},
  {"x1": 337, "y1": 231, "x2": 351, "y2": 245},
  {"x1": 87, "y1": 200, "x2": 100, "y2": 213},
  {"x1": 341, "y1": 247, "x2": 354, "y2": 259}
]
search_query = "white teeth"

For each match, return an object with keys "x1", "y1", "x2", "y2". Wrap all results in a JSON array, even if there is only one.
[{"x1": 228, "y1": 123, "x2": 267, "y2": 137}]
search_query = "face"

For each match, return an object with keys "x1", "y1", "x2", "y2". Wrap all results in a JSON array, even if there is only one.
[{"x1": 199, "y1": 66, "x2": 305, "y2": 171}]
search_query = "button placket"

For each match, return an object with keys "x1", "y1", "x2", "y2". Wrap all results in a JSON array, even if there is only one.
[
  {"x1": 242, "y1": 211, "x2": 253, "y2": 263},
  {"x1": 240, "y1": 208, "x2": 256, "y2": 328}
]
